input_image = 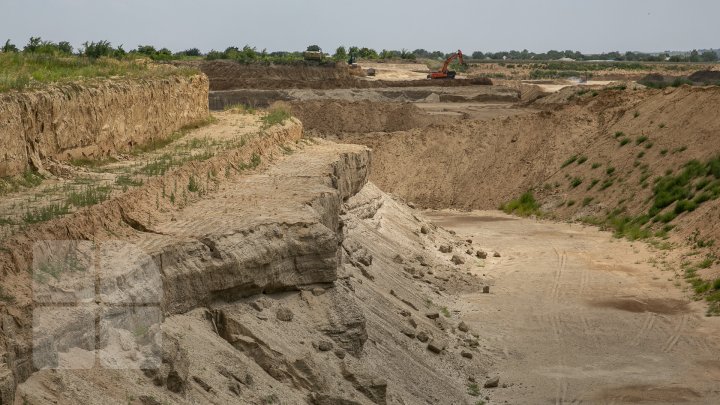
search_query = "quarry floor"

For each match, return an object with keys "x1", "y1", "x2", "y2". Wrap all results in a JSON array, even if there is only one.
[{"x1": 427, "y1": 210, "x2": 720, "y2": 404}]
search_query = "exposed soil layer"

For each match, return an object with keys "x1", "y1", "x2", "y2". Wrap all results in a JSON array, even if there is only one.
[
  {"x1": 0, "y1": 75, "x2": 209, "y2": 177},
  {"x1": 281, "y1": 100, "x2": 455, "y2": 134},
  {"x1": 209, "y1": 85, "x2": 518, "y2": 110},
  {"x1": 184, "y1": 60, "x2": 491, "y2": 91},
  {"x1": 688, "y1": 70, "x2": 720, "y2": 83}
]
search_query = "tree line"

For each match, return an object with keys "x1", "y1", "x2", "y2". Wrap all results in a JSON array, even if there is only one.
[{"x1": 2, "y1": 38, "x2": 717, "y2": 63}]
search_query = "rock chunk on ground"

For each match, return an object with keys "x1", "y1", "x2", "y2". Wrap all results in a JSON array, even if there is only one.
[
  {"x1": 426, "y1": 312, "x2": 440, "y2": 320},
  {"x1": 416, "y1": 331, "x2": 430, "y2": 343},
  {"x1": 484, "y1": 376, "x2": 500, "y2": 388},
  {"x1": 458, "y1": 321, "x2": 469, "y2": 333},
  {"x1": 461, "y1": 351, "x2": 473, "y2": 359},
  {"x1": 427, "y1": 340, "x2": 447, "y2": 354},
  {"x1": 451, "y1": 255, "x2": 465, "y2": 265},
  {"x1": 401, "y1": 328, "x2": 416, "y2": 338},
  {"x1": 493, "y1": 252, "x2": 501, "y2": 258},
  {"x1": 482, "y1": 286, "x2": 490, "y2": 294},
  {"x1": 439, "y1": 245, "x2": 453, "y2": 254},
  {"x1": 420, "y1": 225, "x2": 430, "y2": 234},
  {"x1": 476, "y1": 251, "x2": 488, "y2": 259},
  {"x1": 276, "y1": 307, "x2": 294, "y2": 322},
  {"x1": 317, "y1": 340, "x2": 334, "y2": 352}
]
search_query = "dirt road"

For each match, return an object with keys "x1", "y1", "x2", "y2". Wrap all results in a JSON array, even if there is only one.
[{"x1": 426, "y1": 210, "x2": 720, "y2": 404}]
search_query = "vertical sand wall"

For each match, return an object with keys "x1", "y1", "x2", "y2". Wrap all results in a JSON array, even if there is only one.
[{"x1": 0, "y1": 74, "x2": 209, "y2": 177}]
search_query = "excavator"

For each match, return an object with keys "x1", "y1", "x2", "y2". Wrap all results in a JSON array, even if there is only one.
[{"x1": 428, "y1": 50, "x2": 465, "y2": 79}]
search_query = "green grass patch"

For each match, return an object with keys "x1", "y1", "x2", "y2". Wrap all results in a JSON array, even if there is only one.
[
  {"x1": 577, "y1": 156, "x2": 588, "y2": 165},
  {"x1": 636, "y1": 135, "x2": 648, "y2": 145},
  {"x1": 600, "y1": 179, "x2": 614, "y2": 190},
  {"x1": 67, "y1": 185, "x2": 111, "y2": 207},
  {"x1": 0, "y1": 52, "x2": 197, "y2": 92},
  {"x1": 115, "y1": 175, "x2": 143, "y2": 188},
  {"x1": 570, "y1": 177, "x2": 583, "y2": 188},
  {"x1": 467, "y1": 383, "x2": 481, "y2": 397},
  {"x1": 501, "y1": 192, "x2": 541, "y2": 217},
  {"x1": 23, "y1": 203, "x2": 70, "y2": 224},
  {"x1": 224, "y1": 104, "x2": 256, "y2": 114},
  {"x1": 587, "y1": 179, "x2": 599, "y2": 190},
  {"x1": 261, "y1": 106, "x2": 292, "y2": 128},
  {"x1": 591, "y1": 163, "x2": 601, "y2": 169},
  {"x1": 619, "y1": 138, "x2": 631, "y2": 146},
  {"x1": 0, "y1": 170, "x2": 44, "y2": 195},
  {"x1": 561, "y1": 155, "x2": 578, "y2": 168}
]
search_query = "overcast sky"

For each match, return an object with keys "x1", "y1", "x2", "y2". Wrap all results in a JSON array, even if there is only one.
[{"x1": 2, "y1": 0, "x2": 718, "y2": 54}]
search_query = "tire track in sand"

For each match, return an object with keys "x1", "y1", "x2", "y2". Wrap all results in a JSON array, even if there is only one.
[
  {"x1": 631, "y1": 312, "x2": 657, "y2": 347},
  {"x1": 662, "y1": 314, "x2": 688, "y2": 353}
]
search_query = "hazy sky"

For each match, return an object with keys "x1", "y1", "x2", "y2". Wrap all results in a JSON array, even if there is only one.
[{"x1": 2, "y1": 0, "x2": 718, "y2": 54}]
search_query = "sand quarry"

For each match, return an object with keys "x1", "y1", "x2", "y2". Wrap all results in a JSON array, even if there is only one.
[{"x1": 1, "y1": 61, "x2": 720, "y2": 404}]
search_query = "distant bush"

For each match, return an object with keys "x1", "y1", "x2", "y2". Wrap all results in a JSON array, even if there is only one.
[
  {"x1": 501, "y1": 192, "x2": 541, "y2": 217},
  {"x1": 82, "y1": 40, "x2": 123, "y2": 58}
]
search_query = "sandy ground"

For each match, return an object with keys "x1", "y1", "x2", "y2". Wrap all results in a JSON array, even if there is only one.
[
  {"x1": 426, "y1": 210, "x2": 720, "y2": 404},
  {"x1": 358, "y1": 62, "x2": 432, "y2": 81},
  {"x1": 521, "y1": 80, "x2": 615, "y2": 93},
  {"x1": 416, "y1": 102, "x2": 535, "y2": 120}
]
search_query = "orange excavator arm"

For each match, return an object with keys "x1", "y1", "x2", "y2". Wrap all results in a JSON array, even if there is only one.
[
  {"x1": 428, "y1": 50, "x2": 464, "y2": 79},
  {"x1": 440, "y1": 50, "x2": 464, "y2": 73}
]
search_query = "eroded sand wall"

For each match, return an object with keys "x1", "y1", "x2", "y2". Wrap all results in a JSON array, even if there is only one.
[{"x1": 0, "y1": 75, "x2": 209, "y2": 177}]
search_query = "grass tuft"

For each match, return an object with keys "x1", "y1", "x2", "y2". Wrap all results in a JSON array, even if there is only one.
[{"x1": 501, "y1": 192, "x2": 541, "y2": 217}]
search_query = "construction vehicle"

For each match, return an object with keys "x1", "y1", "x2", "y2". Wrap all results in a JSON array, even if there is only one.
[
  {"x1": 304, "y1": 45, "x2": 324, "y2": 62},
  {"x1": 428, "y1": 50, "x2": 465, "y2": 79},
  {"x1": 303, "y1": 50, "x2": 324, "y2": 61}
]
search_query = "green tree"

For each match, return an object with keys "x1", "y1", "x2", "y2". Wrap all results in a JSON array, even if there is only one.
[
  {"x1": 136, "y1": 45, "x2": 157, "y2": 56},
  {"x1": 24, "y1": 37, "x2": 42, "y2": 53},
  {"x1": 334, "y1": 46, "x2": 347, "y2": 61},
  {"x1": 82, "y1": 41, "x2": 115, "y2": 58},
  {"x1": 701, "y1": 50, "x2": 718, "y2": 62},
  {"x1": 182, "y1": 48, "x2": 201, "y2": 57},
  {"x1": 358, "y1": 47, "x2": 378, "y2": 59},
  {"x1": 57, "y1": 41, "x2": 73, "y2": 54},
  {"x1": 306, "y1": 44, "x2": 321, "y2": 52},
  {"x1": 689, "y1": 49, "x2": 700, "y2": 62},
  {"x1": 2, "y1": 39, "x2": 19, "y2": 53}
]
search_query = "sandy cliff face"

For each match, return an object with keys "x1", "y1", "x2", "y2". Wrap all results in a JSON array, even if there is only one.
[{"x1": 0, "y1": 75, "x2": 209, "y2": 177}]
